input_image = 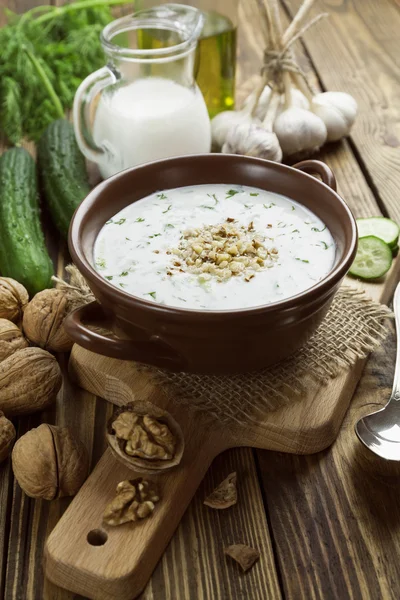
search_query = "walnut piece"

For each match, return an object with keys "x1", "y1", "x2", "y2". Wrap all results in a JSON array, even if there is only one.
[
  {"x1": 103, "y1": 478, "x2": 160, "y2": 526},
  {"x1": 23, "y1": 289, "x2": 73, "y2": 352},
  {"x1": 0, "y1": 347, "x2": 62, "y2": 417},
  {"x1": 0, "y1": 410, "x2": 16, "y2": 463},
  {"x1": 0, "y1": 318, "x2": 28, "y2": 361},
  {"x1": 224, "y1": 544, "x2": 260, "y2": 572},
  {"x1": 12, "y1": 424, "x2": 89, "y2": 500},
  {"x1": 204, "y1": 472, "x2": 237, "y2": 509},
  {"x1": 107, "y1": 401, "x2": 184, "y2": 474},
  {"x1": 0, "y1": 277, "x2": 29, "y2": 323}
]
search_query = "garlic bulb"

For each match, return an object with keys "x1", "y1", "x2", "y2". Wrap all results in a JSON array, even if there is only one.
[
  {"x1": 273, "y1": 107, "x2": 327, "y2": 157},
  {"x1": 244, "y1": 87, "x2": 309, "y2": 121},
  {"x1": 311, "y1": 91, "x2": 358, "y2": 142},
  {"x1": 222, "y1": 123, "x2": 283, "y2": 162},
  {"x1": 211, "y1": 110, "x2": 257, "y2": 149}
]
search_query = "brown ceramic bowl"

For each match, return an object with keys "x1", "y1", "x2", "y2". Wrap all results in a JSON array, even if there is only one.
[{"x1": 65, "y1": 155, "x2": 357, "y2": 374}]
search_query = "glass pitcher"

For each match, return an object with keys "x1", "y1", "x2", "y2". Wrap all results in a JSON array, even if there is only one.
[{"x1": 73, "y1": 4, "x2": 211, "y2": 179}]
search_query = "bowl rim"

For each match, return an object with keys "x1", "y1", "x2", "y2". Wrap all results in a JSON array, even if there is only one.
[{"x1": 69, "y1": 154, "x2": 358, "y2": 319}]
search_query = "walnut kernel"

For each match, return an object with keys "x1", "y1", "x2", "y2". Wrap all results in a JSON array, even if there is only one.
[
  {"x1": 0, "y1": 410, "x2": 16, "y2": 463},
  {"x1": 103, "y1": 478, "x2": 160, "y2": 526},
  {"x1": 0, "y1": 319, "x2": 28, "y2": 361},
  {"x1": 12, "y1": 424, "x2": 88, "y2": 500},
  {"x1": 23, "y1": 289, "x2": 73, "y2": 352}
]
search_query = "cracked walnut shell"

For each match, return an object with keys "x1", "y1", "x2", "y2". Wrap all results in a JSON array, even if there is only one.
[
  {"x1": 103, "y1": 478, "x2": 160, "y2": 526},
  {"x1": 0, "y1": 347, "x2": 62, "y2": 417},
  {"x1": 204, "y1": 472, "x2": 237, "y2": 509},
  {"x1": 107, "y1": 401, "x2": 184, "y2": 474},
  {"x1": 0, "y1": 277, "x2": 29, "y2": 323},
  {"x1": 0, "y1": 319, "x2": 28, "y2": 361},
  {"x1": 12, "y1": 424, "x2": 89, "y2": 500},
  {"x1": 0, "y1": 410, "x2": 16, "y2": 463},
  {"x1": 23, "y1": 289, "x2": 73, "y2": 353},
  {"x1": 224, "y1": 544, "x2": 260, "y2": 572}
]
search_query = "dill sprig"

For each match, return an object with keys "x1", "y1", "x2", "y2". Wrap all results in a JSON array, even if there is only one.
[{"x1": 0, "y1": 0, "x2": 133, "y2": 144}]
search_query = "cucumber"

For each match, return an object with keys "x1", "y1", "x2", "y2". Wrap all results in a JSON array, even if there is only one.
[
  {"x1": 356, "y1": 217, "x2": 399, "y2": 249},
  {"x1": 0, "y1": 148, "x2": 54, "y2": 295},
  {"x1": 349, "y1": 235, "x2": 392, "y2": 280},
  {"x1": 38, "y1": 119, "x2": 91, "y2": 238}
]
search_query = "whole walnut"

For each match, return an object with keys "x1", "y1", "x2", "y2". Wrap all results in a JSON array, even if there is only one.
[
  {"x1": 0, "y1": 319, "x2": 28, "y2": 361},
  {"x1": 0, "y1": 410, "x2": 16, "y2": 463},
  {"x1": 0, "y1": 347, "x2": 62, "y2": 417},
  {"x1": 12, "y1": 424, "x2": 89, "y2": 500},
  {"x1": 0, "y1": 278, "x2": 29, "y2": 323},
  {"x1": 23, "y1": 289, "x2": 73, "y2": 353}
]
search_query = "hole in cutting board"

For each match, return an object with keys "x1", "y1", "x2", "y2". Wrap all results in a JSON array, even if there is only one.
[{"x1": 87, "y1": 529, "x2": 108, "y2": 546}]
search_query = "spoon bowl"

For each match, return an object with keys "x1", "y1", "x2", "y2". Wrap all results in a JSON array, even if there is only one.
[{"x1": 356, "y1": 283, "x2": 400, "y2": 460}]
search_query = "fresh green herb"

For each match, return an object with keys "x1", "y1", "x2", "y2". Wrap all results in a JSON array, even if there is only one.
[
  {"x1": 295, "y1": 258, "x2": 310, "y2": 263},
  {"x1": 165, "y1": 223, "x2": 175, "y2": 229},
  {"x1": 244, "y1": 204, "x2": 252, "y2": 209},
  {"x1": 135, "y1": 217, "x2": 145, "y2": 223},
  {"x1": 106, "y1": 219, "x2": 113, "y2": 225},
  {"x1": 105, "y1": 275, "x2": 113, "y2": 280},
  {"x1": 125, "y1": 237, "x2": 131, "y2": 241},
  {"x1": 115, "y1": 218, "x2": 126, "y2": 225},
  {"x1": 146, "y1": 291, "x2": 157, "y2": 300},
  {"x1": 119, "y1": 282, "x2": 126, "y2": 288},
  {"x1": 162, "y1": 204, "x2": 172, "y2": 214},
  {"x1": 250, "y1": 192, "x2": 259, "y2": 197},
  {"x1": 320, "y1": 241, "x2": 329, "y2": 249},
  {"x1": 311, "y1": 225, "x2": 326, "y2": 232},
  {"x1": 226, "y1": 189, "x2": 240, "y2": 198},
  {"x1": 291, "y1": 206, "x2": 295, "y2": 211},
  {"x1": 207, "y1": 193, "x2": 219, "y2": 205},
  {"x1": 120, "y1": 271, "x2": 129, "y2": 276},
  {"x1": 177, "y1": 297, "x2": 187, "y2": 302},
  {"x1": 200, "y1": 205, "x2": 215, "y2": 210},
  {"x1": 277, "y1": 222, "x2": 287, "y2": 228},
  {"x1": 149, "y1": 233, "x2": 161, "y2": 238},
  {"x1": 96, "y1": 258, "x2": 106, "y2": 269},
  {"x1": 263, "y1": 203, "x2": 276, "y2": 209},
  {"x1": 157, "y1": 193, "x2": 167, "y2": 200},
  {"x1": 0, "y1": 0, "x2": 132, "y2": 144},
  {"x1": 291, "y1": 229, "x2": 300, "y2": 233}
]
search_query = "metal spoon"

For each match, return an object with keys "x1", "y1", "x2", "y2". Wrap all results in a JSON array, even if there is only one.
[{"x1": 356, "y1": 282, "x2": 400, "y2": 460}]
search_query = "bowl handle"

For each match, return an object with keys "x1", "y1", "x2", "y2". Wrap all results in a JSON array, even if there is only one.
[
  {"x1": 293, "y1": 159, "x2": 337, "y2": 191},
  {"x1": 64, "y1": 301, "x2": 187, "y2": 371}
]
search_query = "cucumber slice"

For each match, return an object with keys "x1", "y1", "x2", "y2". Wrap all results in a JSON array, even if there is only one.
[
  {"x1": 356, "y1": 217, "x2": 399, "y2": 249},
  {"x1": 349, "y1": 235, "x2": 393, "y2": 280}
]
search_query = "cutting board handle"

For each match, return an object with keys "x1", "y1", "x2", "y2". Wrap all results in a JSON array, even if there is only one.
[{"x1": 45, "y1": 438, "x2": 220, "y2": 600}]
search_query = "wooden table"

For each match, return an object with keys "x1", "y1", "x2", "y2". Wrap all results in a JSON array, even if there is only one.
[{"x1": 1, "y1": 0, "x2": 400, "y2": 598}]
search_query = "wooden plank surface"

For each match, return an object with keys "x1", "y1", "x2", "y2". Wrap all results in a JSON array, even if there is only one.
[{"x1": 0, "y1": 0, "x2": 400, "y2": 599}]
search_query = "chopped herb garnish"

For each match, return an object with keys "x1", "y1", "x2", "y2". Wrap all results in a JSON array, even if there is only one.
[
  {"x1": 277, "y1": 222, "x2": 287, "y2": 228},
  {"x1": 105, "y1": 275, "x2": 113, "y2": 281},
  {"x1": 125, "y1": 237, "x2": 131, "y2": 241},
  {"x1": 207, "y1": 193, "x2": 219, "y2": 205},
  {"x1": 250, "y1": 192, "x2": 259, "y2": 197},
  {"x1": 295, "y1": 258, "x2": 310, "y2": 263},
  {"x1": 311, "y1": 225, "x2": 326, "y2": 232},
  {"x1": 119, "y1": 283, "x2": 126, "y2": 288},
  {"x1": 157, "y1": 193, "x2": 167, "y2": 200},
  {"x1": 292, "y1": 229, "x2": 300, "y2": 233},
  {"x1": 177, "y1": 297, "x2": 187, "y2": 302},
  {"x1": 244, "y1": 204, "x2": 252, "y2": 209},
  {"x1": 162, "y1": 204, "x2": 172, "y2": 214},
  {"x1": 165, "y1": 223, "x2": 175, "y2": 229},
  {"x1": 146, "y1": 292, "x2": 157, "y2": 300},
  {"x1": 120, "y1": 271, "x2": 129, "y2": 277},
  {"x1": 106, "y1": 219, "x2": 113, "y2": 224},
  {"x1": 320, "y1": 241, "x2": 329, "y2": 249},
  {"x1": 291, "y1": 206, "x2": 295, "y2": 211},
  {"x1": 200, "y1": 205, "x2": 215, "y2": 210},
  {"x1": 135, "y1": 217, "x2": 145, "y2": 223},
  {"x1": 226, "y1": 189, "x2": 240, "y2": 198},
  {"x1": 263, "y1": 203, "x2": 276, "y2": 209},
  {"x1": 149, "y1": 233, "x2": 161, "y2": 238},
  {"x1": 96, "y1": 258, "x2": 106, "y2": 269},
  {"x1": 115, "y1": 218, "x2": 126, "y2": 225}
]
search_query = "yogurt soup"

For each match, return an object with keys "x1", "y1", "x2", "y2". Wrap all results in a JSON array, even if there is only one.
[{"x1": 94, "y1": 184, "x2": 336, "y2": 310}]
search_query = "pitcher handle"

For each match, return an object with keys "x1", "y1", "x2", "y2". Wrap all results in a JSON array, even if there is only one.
[
  {"x1": 293, "y1": 160, "x2": 337, "y2": 191},
  {"x1": 73, "y1": 66, "x2": 117, "y2": 164}
]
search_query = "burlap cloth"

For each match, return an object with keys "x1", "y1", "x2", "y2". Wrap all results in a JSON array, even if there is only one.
[{"x1": 57, "y1": 266, "x2": 392, "y2": 426}]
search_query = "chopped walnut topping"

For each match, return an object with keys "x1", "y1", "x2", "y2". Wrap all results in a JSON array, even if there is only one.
[
  {"x1": 103, "y1": 478, "x2": 160, "y2": 526},
  {"x1": 166, "y1": 222, "x2": 279, "y2": 281}
]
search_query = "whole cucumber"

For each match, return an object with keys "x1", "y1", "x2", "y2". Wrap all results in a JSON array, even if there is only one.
[
  {"x1": 38, "y1": 119, "x2": 91, "y2": 238},
  {"x1": 0, "y1": 148, "x2": 54, "y2": 296}
]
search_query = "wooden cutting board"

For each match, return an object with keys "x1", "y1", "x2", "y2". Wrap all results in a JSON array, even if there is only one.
[{"x1": 44, "y1": 275, "x2": 398, "y2": 600}]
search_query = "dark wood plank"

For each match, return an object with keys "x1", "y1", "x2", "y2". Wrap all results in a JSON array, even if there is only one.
[
  {"x1": 257, "y1": 321, "x2": 400, "y2": 600},
  {"x1": 281, "y1": 0, "x2": 400, "y2": 220}
]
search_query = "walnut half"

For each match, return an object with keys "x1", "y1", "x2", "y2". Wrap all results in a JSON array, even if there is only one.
[
  {"x1": 103, "y1": 478, "x2": 160, "y2": 527},
  {"x1": 106, "y1": 401, "x2": 184, "y2": 474}
]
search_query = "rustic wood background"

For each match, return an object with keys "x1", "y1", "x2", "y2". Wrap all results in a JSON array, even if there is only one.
[{"x1": 1, "y1": 0, "x2": 400, "y2": 598}]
